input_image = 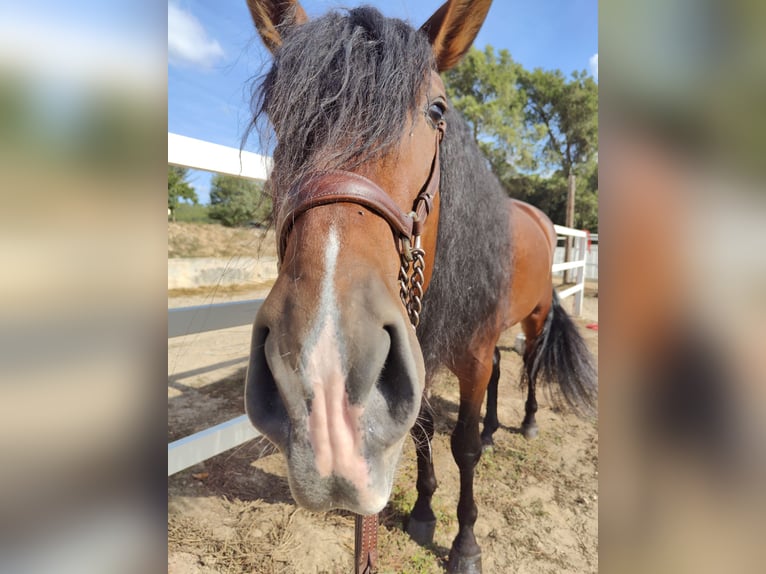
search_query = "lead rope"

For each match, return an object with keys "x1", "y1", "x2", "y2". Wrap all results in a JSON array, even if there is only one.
[{"x1": 354, "y1": 514, "x2": 378, "y2": 574}]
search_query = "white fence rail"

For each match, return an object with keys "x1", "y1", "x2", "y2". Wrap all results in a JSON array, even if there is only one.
[
  {"x1": 168, "y1": 132, "x2": 272, "y2": 180},
  {"x1": 168, "y1": 301, "x2": 263, "y2": 475},
  {"x1": 551, "y1": 224, "x2": 588, "y2": 316},
  {"x1": 167, "y1": 132, "x2": 272, "y2": 476},
  {"x1": 167, "y1": 136, "x2": 593, "y2": 476},
  {"x1": 168, "y1": 300, "x2": 263, "y2": 338},
  {"x1": 555, "y1": 245, "x2": 597, "y2": 280},
  {"x1": 168, "y1": 415, "x2": 260, "y2": 476}
]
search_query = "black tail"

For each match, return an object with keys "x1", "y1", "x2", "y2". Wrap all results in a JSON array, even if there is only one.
[{"x1": 527, "y1": 289, "x2": 597, "y2": 417}]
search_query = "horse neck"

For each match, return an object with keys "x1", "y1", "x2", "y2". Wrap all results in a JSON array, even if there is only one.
[{"x1": 417, "y1": 111, "x2": 512, "y2": 377}]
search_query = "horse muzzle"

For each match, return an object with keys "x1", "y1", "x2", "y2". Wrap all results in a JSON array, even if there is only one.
[{"x1": 245, "y1": 228, "x2": 425, "y2": 513}]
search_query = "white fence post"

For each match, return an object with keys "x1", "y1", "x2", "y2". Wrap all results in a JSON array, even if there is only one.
[
  {"x1": 574, "y1": 234, "x2": 585, "y2": 315},
  {"x1": 551, "y1": 224, "x2": 588, "y2": 316}
]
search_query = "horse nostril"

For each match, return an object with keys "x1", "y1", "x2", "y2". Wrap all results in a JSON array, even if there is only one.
[
  {"x1": 378, "y1": 324, "x2": 417, "y2": 424},
  {"x1": 245, "y1": 326, "x2": 289, "y2": 451}
]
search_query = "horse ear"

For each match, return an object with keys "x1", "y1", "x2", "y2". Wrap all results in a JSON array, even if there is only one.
[
  {"x1": 246, "y1": 0, "x2": 308, "y2": 54},
  {"x1": 420, "y1": 0, "x2": 492, "y2": 71}
]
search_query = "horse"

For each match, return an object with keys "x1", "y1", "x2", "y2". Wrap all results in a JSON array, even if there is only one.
[{"x1": 243, "y1": 1, "x2": 597, "y2": 572}]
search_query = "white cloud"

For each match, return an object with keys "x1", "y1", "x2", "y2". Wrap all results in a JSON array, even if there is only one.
[
  {"x1": 168, "y1": 2, "x2": 224, "y2": 68},
  {"x1": 0, "y1": 16, "x2": 158, "y2": 90},
  {"x1": 589, "y1": 53, "x2": 598, "y2": 81}
]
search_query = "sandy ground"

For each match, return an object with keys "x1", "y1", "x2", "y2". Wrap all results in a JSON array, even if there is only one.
[{"x1": 168, "y1": 279, "x2": 598, "y2": 573}]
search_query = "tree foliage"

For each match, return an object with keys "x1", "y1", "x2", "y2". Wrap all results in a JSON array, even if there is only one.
[
  {"x1": 173, "y1": 202, "x2": 211, "y2": 223},
  {"x1": 507, "y1": 156, "x2": 598, "y2": 231},
  {"x1": 208, "y1": 174, "x2": 271, "y2": 228},
  {"x1": 442, "y1": 48, "x2": 599, "y2": 231},
  {"x1": 443, "y1": 46, "x2": 533, "y2": 174},
  {"x1": 168, "y1": 166, "x2": 198, "y2": 221},
  {"x1": 519, "y1": 69, "x2": 598, "y2": 176}
]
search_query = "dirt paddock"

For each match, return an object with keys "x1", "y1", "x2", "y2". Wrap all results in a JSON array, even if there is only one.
[{"x1": 168, "y1": 282, "x2": 598, "y2": 574}]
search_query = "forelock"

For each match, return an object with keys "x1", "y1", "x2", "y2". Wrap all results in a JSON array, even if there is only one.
[{"x1": 250, "y1": 6, "x2": 435, "y2": 195}]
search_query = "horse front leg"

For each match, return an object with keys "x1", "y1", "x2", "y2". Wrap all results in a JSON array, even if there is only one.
[
  {"x1": 447, "y1": 345, "x2": 497, "y2": 574},
  {"x1": 407, "y1": 399, "x2": 438, "y2": 545}
]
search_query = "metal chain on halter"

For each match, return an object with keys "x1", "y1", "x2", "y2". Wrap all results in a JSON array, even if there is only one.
[
  {"x1": 398, "y1": 229, "x2": 425, "y2": 328},
  {"x1": 408, "y1": 242, "x2": 425, "y2": 325}
]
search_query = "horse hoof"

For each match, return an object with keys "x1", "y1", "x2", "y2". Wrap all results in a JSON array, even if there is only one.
[
  {"x1": 522, "y1": 423, "x2": 538, "y2": 440},
  {"x1": 480, "y1": 436, "x2": 494, "y2": 451},
  {"x1": 447, "y1": 551, "x2": 482, "y2": 574},
  {"x1": 406, "y1": 517, "x2": 436, "y2": 546}
]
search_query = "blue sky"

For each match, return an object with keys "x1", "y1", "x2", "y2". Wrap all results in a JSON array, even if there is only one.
[{"x1": 168, "y1": 0, "x2": 598, "y2": 203}]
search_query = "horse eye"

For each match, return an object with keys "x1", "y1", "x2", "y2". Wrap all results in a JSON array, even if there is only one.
[{"x1": 427, "y1": 102, "x2": 446, "y2": 125}]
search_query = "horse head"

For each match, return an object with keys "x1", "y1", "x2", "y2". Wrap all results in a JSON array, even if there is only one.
[{"x1": 244, "y1": 0, "x2": 492, "y2": 514}]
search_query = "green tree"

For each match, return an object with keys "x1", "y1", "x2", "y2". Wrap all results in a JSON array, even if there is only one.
[
  {"x1": 443, "y1": 46, "x2": 533, "y2": 176},
  {"x1": 174, "y1": 202, "x2": 212, "y2": 223},
  {"x1": 518, "y1": 68, "x2": 598, "y2": 230},
  {"x1": 168, "y1": 166, "x2": 198, "y2": 222},
  {"x1": 519, "y1": 69, "x2": 598, "y2": 177},
  {"x1": 575, "y1": 157, "x2": 598, "y2": 232},
  {"x1": 443, "y1": 47, "x2": 598, "y2": 231},
  {"x1": 208, "y1": 174, "x2": 271, "y2": 227},
  {"x1": 507, "y1": 156, "x2": 598, "y2": 232},
  {"x1": 506, "y1": 173, "x2": 567, "y2": 221}
]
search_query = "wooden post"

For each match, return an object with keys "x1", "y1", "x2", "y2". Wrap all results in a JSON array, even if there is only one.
[{"x1": 564, "y1": 172, "x2": 576, "y2": 283}]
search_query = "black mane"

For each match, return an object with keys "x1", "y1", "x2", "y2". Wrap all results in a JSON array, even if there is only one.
[
  {"x1": 417, "y1": 107, "x2": 511, "y2": 378},
  {"x1": 248, "y1": 6, "x2": 511, "y2": 379}
]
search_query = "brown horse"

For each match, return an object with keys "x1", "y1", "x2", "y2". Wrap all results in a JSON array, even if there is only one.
[{"x1": 244, "y1": 1, "x2": 596, "y2": 572}]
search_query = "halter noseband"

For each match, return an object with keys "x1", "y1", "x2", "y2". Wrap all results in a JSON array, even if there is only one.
[{"x1": 276, "y1": 122, "x2": 445, "y2": 327}]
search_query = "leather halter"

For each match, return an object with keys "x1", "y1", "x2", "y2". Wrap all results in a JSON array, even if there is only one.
[{"x1": 276, "y1": 122, "x2": 445, "y2": 266}]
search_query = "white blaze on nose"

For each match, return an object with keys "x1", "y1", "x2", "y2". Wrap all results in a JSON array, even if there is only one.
[{"x1": 304, "y1": 228, "x2": 369, "y2": 492}]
